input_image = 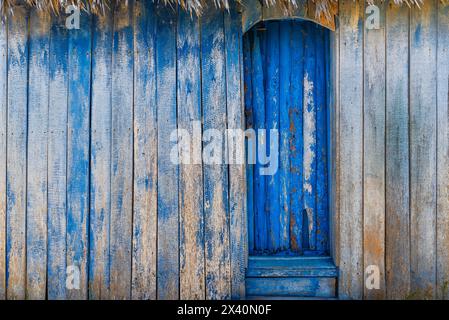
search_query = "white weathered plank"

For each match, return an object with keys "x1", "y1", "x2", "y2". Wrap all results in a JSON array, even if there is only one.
[
  {"x1": 6, "y1": 7, "x2": 28, "y2": 300},
  {"x1": 436, "y1": 1, "x2": 449, "y2": 300},
  {"x1": 385, "y1": 3, "x2": 411, "y2": 300},
  {"x1": 363, "y1": 2, "x2": 386, "y2": 300},
  {"x1": 410, "y1": 1, "x2": 437, "y2": 299},
  {"x1": 338, "y1": 0, "x2": 364, "y2": 299},
  {"x1": 0, "y1": 13, "x2": 7, "y2": 301},
  {"x1": 132, "y1": 0, "x2": 157, "y2": 300},
  {"x1": 26, "y1": 9, "x2": 50, "y2": 300}
]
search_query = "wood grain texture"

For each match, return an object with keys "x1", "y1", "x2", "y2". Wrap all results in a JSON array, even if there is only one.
[
  {"x1": 47, "y1": 14, "x2": 68, "y2": 300},
  {"x1": 66, "y1": 11, "x2": 92, "y2": 300},
  {"x1": 338, "y1": 0, "x2": 364, "y2": 299},
  {"x1": 201, "y1": 4, "x2": 231, "y2": 300},
  {"x1": 26, "y1": 10, "x2": 50, "y2": 300},
  {"x1": 6, "y1": 7, "x2": 28, "y2": 299},
  {"x1": 156, "y1": 2, "x2": 179, "y2": 300},
  {"x1": 225, "y1": 5, "x2": 246, "y2": 299},
  {"x1": 385, "y1": 3, "x2": 411, "y2": 300},
  {"x1": 132, "y1": 0, "x2": 157, "y2": 300},
  {"x1": 363, "y1": 2, "x2": 386, "y2": 300},
  {"x1": 177, "y1": 6, "x2": 204, "y2": 300},
  {"x1": 89, "y1": 8, "x2": 113, "y2": 300},
  {"x1": 110, "y1": 1, "x2": 134, "y2": 300},
  {"x1": 436, "y1": 1, "x2": 449, "y2": 301},
  {"x1": 410, "y1": 1, "x2": 437, "y2": 299},
  {"x1": 0, "y1": 11, "x2": 7, "y2": 301}
]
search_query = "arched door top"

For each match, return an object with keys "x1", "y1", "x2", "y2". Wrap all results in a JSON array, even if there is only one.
[{"x1": 241, "y1": 0, "x2": 337, "y2": 33}]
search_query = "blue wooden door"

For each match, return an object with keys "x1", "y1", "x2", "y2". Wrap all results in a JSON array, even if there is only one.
[{"x1": 244, "y1": 21, "x2": 330, "y2": 257}]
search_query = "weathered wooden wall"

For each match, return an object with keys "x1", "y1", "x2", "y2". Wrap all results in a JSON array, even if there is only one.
[
  {"x1": 0, "y1": 0, "x2": 448, "y2": 300},
  {"x1": 0, "y1": 0, "x2": 246, "y2": 300},
  {"x1": 334, "y1": 0, "x2": 449, "y2": 299}
]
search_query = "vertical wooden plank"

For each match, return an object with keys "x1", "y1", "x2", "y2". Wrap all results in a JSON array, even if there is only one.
[
  {"x1": 47, "y1": 14, "x2": 68, "y2": 300},
  {"x1": 156, "y1": 2, "x2": 179, "y2": 300},
  {"x1": 385, "y1": 2, "x2": 411, "y2": 300},
  {"x1": 279, "y1": 21, "x2": 291, "y2": 251},
  {"x1": 201, "y1": 4, "x2": 231, "y2": 299},
  {"x1": 6, "y1": 7, "x2": 28, "y2": 300},
  {"x1": 363, "y1": 2, "x2": 386, "y2": 299},
  {"x1": 289, "y1": 23, "x2": 304, "y2": 253},
  {"x1": 177, "y1": 6, "x2": 204, "y2": 300},
  {"x1": 338, "y1": 0, "x2": 364, "y2": 299},
  {"x1": 0, "y1": 12, "x2": 7, "y2": 301},
  {"x1": 66, "y1": 10, "x2": 92, "y2": 300},
  {"x1": 315, "y1": 26, "x2": 329, "y2": 254},
  {"x1": 110, "y1": 1, "x2": 134, "y2": 300},
  {"x1": 410, "y1": 1, "x2": 437, "y2": 299},
  {"x1": 265, "y1": 22, "x2": 280, "y2": 251},
  {"x1": 243, "y1": 34, "x2": 255, "y2": 254},
  {"x1": 303, "y1": 23, "x2": 317, "y2": 251},
  {"x1": 252, "y1": 28, "x2": 268, "y2": 252},
  {"x1": 89, "y1": 8, "x2": 113, "y2": 300},
  {"x1": 437, "y1": 2, "x2": 449, "y2": 300},
  {"x1": 225, "y1": 5, "x2": 246, "y2": 299},
  {"x1": 132, "y1": 0, "x2": 157, "y2": 300},
  {"x1": 26, "y1": 10, "x2": 50, "y2": 300}
]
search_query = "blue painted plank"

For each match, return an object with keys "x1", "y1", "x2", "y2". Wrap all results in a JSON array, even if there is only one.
[
  {"x1": 243, "y1": 34, "x2": 255, "y2": 255},
  {"x1": 225, "y1": 4, "x2": 246, "y2": 299},
  {"x1": 0, "y1": 11, "x2": 7, "y2": 300},
  {"x1": 132, "y1": 0, "x2": 157, "y2": 300},
  {"x1": 156, "y1": 2, "x2": 179, "y2": 300},
  {"x1": 110, "y1": 1, "x2": 134, "y2": 299},
  {"x1": 265, "y1": 22, "x2": 281, "y2": 251},
  {"x1": 89, "y1": 7, "x2": 113, "y2": 300},
  {"x1": 315, "y1": 26, "x2": 329, "y2": 254},
  {"x1": 289, "y1": 23, "x2": 305, "y2": 253},
  {"x1": 26, "y1": 10, "x2": 50, "y2": 300},
  {"x1": 278, "y1": 21, "x2": 291, "y2": 251},
  {"x1": 6, "y1": 7, "x2": 28, "y2": 300},
  {"x1": 302, "y1": 23, "x2": 317, "y2": 251},
  {"x1": 177, "y1": 6, "x2": 204, "y2": 300},
  {"x1": 251, "y1": 28, "x2": 268, "y2": 252},
  {"x1": 66, "y1": 11, "x2": 92, "y2": 300},
  {"x1": 47, "y1": 14, "x2": 68, "y2": 300},
  {"x1": 201, "y1": 4, "x2": 231, "y2": 299}
]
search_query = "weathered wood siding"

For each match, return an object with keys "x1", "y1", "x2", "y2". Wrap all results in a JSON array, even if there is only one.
[
  {"x1": 0, "y1": 1, "x2": 245, "y2": 300},
  {"x1": 334, "y1": 0, "x2": 449, "y2": 299}
]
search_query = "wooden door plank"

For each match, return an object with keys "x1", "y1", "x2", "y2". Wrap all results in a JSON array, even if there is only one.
[
  {"x1": 289, "y1": 24, "x2": 305, "y2": 253},
  {"x1": 201, "y1": 5, "x2": 231, "y2": 299},
  {"x1": 89, "y1": 8, "x2": 113, "y2": 300},
  {"x1": 315, "y1": 26, "x2": 329, "y2": 254},
  {"x1": 47, "y1": 14, "x2": 68, "y2": 300},
  {"x1": 385, "y1": 3, "x2": 411, "y2": 300},
  {"x1": 0, "y1": 11, "x2": 7, "y2": 301},
  {"x1": 225, "y1": 5, "x2": 246, "y2": 299},
  {"x1": 177, "y1": 7, "x2": 205, "y2": 300},
  {"x1": 338, "y1": 0, "x2": 364, "y2": 299},
  {"x1": 6, "y1": 7, "x2": 28, "y2": 300},
  {"x1": 26, "y1": 10, "x2": 50, "y2": 300},
  {"x1": 156, "y1": 3, "x2": 179, "y2": 300},
  {"x1": 67, "y1": 11, "x2": 92, "y2": 300},
  {"x1": 251, "y1": 29, "x2": 268, "y2": 251},
  {"x1": 110, "y1": 1, "x2": 134, "y2": 300},
  {"x1": 279, "y1": 21, "x2": 291, "y2": 251},
  {"x1": 265, "y1": 22, "x2": 281, "y2": 251},
  {"x1": 132, "y1": 0, "x2": 157, "y2": 300},
  {"x1": 363, "y1": 1, "x2": 386, "y2": 299},
  {"x1": 410, "y1": 1, "x2": 437, "y2": 299},
  {"x1": 303, "y1": 23, "x2": 317, "y2": 251}
]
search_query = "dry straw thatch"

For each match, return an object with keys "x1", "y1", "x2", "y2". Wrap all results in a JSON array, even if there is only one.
[{"x1": 0, "y1": 0, "x2": 443, "y2": 21}]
